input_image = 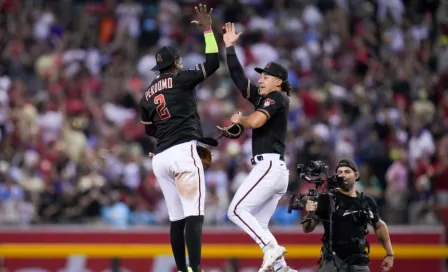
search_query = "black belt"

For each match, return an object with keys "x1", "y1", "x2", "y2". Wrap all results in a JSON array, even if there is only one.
[{"x1": 250, "y1": 155, "x2": 285, "y2": 166}]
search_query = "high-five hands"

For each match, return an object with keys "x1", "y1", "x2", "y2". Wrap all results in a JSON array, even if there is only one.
[
  {"x1": 223, "y1": 22, "x2": 242, "y2": 47},
  {"x1": 191, "y1": 3, "x2": 213, "y2": 31}
]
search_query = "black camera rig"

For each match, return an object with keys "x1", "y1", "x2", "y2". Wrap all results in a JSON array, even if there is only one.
[
  {"x1": 287, "y1": 161, "x2": 339, "y2": 268},
  {"x1": 287, "y1": 160, "x2": 344, "y2": 215},
  {"x1": 287, "y1": 160, "x2": 361, "y2": 271}
]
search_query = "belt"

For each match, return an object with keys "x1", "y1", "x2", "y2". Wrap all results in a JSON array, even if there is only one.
[{"x1": 251, "y1": 154, "x2": 285, "y2": 165}]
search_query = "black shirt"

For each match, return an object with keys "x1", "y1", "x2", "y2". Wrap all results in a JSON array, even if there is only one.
[
  {"x1": 226, "y1": 46, "x2": 289, "y2": 156},
  {"x1": 140, "y1": 53, "x2": 219, "y2": 153},
  {"x1": 315, "y1": 190, "x2": 380, "y2": 264}
]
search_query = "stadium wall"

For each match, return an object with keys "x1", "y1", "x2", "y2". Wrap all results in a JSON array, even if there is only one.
[{"x1": 0, "y1": 226, "x2": 446, "y2": 272}]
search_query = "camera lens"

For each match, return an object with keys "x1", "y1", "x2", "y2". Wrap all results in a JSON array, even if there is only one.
[{"x1": 308, "y1": 161, "x2": 317, "y2": 170}]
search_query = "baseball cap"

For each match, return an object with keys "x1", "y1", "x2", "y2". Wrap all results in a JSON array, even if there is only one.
[
  {"x1": 336, "y1": 159, "x2": 358, "y2": 172},
  {"x1": 336, "y1": 159, "x2": 359, "y2": 180},
  {"x1": 151, "y1": 46, "x2": 181, "y2": 71},
  {"x1": 254, "y1": 62, "x2": 288, "y2": 81}
]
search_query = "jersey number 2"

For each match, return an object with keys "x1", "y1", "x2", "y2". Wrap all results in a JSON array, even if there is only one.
[{"x1": 154, "y1": 94, "x2": 171, "y2": 120}]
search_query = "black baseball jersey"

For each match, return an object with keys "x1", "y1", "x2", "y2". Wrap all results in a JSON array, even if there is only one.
[
  {"x1": 140, "y1": 54, "x2": 219, "y2": 153},
  {"x1": 226, "y1": 46, "x2": 289, "y2": 156},
  {"x1": 315, "y1": 191, "x2": 381, "y2": 265},
  {"x1": 251, "y1": 88, "x2": 289, "y2": 156}
]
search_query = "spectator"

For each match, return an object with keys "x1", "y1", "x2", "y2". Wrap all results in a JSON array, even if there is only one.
[
  {"x1": 0, "y1": 0, "x2": 446, "y2": 228},
  {"x1": 101, "y1": 190, "x2": 130, "y2": 229},
  {"x1": 129, "y1": 200, "x2": 157, "y2": 226},
  {"x1": 384, "y1": 148, "x2": 409, "y2": 224},
  {"x1": 432, "y1": 135, "x2": 448, "y2": 205},
  {"x1": 272, "y1": 194, "x2": 301, "y2": 227},
  {"x1": 355, "y1": 163, "x2": 383, "y2": 203}
]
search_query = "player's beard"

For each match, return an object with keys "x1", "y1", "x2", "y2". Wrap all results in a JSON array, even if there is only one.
[{"x1": 340, "y1": 179, "x2": 355, "y2": 191}]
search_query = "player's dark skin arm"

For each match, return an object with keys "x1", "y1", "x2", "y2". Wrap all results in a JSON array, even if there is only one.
[{"x1": 193, "y1": 5, "x2": 220, "y2": 79}]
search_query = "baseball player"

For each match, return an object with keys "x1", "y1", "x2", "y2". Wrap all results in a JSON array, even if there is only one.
[
  {"x1": 221, "y1": 22, "x2": 297, "y2": 272},
  {"x1": 140, "y1": 4, "x2": 219, "y2": 272}
]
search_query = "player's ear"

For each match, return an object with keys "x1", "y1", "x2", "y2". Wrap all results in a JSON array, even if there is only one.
[
  {"x1": 276, "y1": 78, "x2": 282, "y2": 88},
  {"x1": 355, "y1": 172, "x2": 360, "y2": 180}
]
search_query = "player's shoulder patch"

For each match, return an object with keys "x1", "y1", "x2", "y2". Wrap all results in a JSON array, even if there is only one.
[
  {"x1": 263, "y1": 98, "x2": 276, "y2": 108},
  {"x1": 189, "y1": 64, "x2": 200, "y2": 71},
  {"x1": 267, "y1": 91, "x2": 287, "y2": 106}
]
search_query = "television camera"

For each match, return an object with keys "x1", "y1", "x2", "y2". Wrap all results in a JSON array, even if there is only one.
[{"x1": 287, "y1": 160, "x2": 344, "y2": 214}]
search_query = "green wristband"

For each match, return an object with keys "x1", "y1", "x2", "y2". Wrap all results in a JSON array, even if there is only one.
[{"x1": 204, "y1": 30, "x2": 218, "y2": 54}]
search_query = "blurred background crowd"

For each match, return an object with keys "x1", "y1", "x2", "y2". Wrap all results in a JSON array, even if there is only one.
[{"x1": 0, "y1": 0, "x2": 447, "y2": 229}]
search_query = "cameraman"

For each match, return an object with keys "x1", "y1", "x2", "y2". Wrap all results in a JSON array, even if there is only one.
[{"x1": 303, "y1": 159, "x2": 394, "y2": 272}]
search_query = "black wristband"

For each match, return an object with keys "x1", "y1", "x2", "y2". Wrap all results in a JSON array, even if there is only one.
[{"x1": 384, "y1": 254, "x2": 394, "y2": 258}]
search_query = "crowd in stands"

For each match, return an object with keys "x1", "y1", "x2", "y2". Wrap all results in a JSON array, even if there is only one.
[{"x1": 0, "y1": 0, "x2": 447, "y2": 228}]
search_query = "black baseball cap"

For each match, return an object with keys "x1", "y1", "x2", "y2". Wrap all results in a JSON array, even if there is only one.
[
  {"x1": 254, "y1": 62, "x2": 288, "y2": 81},
  {"x1": 151, "y1": 46, "x2": 181, "y2": 71},
  {"x1": 336, "y1": 159, "x2": 359, "y2": 180}
]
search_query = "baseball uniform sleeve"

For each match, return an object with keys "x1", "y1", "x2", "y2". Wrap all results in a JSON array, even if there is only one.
[
  {"x1": 178, "y1": 30, "x2": 220, "y2": 88},
  {"x1": 255, "y1": 91, "x2": 286, "y2": 120},
  {"x1": 140, "y1": 102, "x2": 153, "y2": 125},
  {"x1": 178, "y1": 60, "x2": 214, "y2": 88},
  {"x1": 226, "y1": 46, "x2": 261, "y2": 106}
]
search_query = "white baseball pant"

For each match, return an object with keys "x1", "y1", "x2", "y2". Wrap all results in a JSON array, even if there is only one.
[
  {"x1": 228, "y1": 154, "x2": 289, "y2": 248},
  {"x1": 152, "y1": 140, "x2": 206, "y2": 221}
]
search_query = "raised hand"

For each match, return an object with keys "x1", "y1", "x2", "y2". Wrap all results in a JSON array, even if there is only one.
[
  {"x1": 191, "y1": 3, "x2": 213, "y2": 31},
  {"x1": 223, "y1": 22, "x2": 242, "y2": 47}
]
